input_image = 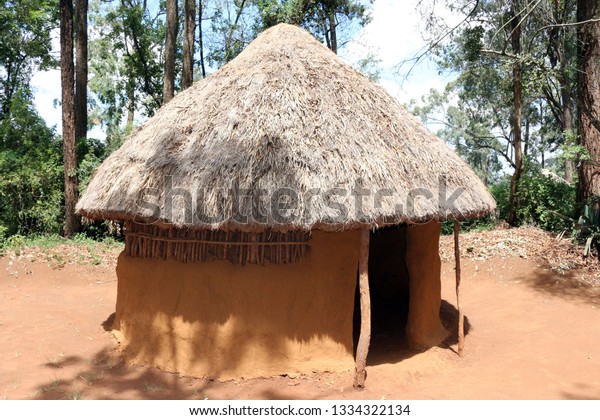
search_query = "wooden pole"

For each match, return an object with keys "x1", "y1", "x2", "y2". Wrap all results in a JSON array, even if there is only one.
[
  {"x1": 353, "y1": 227, "x2": 371, "y2": 388},
  {"x1": 454, "y1": 220, "x2": 465, "y2": 357}
]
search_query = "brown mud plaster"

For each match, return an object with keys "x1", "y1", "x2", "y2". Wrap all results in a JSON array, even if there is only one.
[
  {"x1": 113, "y1": 230, "x2": 360, "y2": 379},
  {"x1": 405, "y1": 221, "x2": 449, "y2": 349}
]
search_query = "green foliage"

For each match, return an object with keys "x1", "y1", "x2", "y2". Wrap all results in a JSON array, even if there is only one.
[
  {"x1": 207, "y1": 0, "x2": 256, "y2": 66},
  {"x1": 413, "y1": 0, "x2": 581, "y2": 224},
  {"x1": 578, "y1": 201, "x2": 600, "y2": 258},
  {"x1": 89, "y1": 0, "x2": 165, "y2": 124},
  {"x1": 440, "y1": 216, "x2": 497, "y2": 236},
  {"x1": 0, "y1": 0, "x2": 58, "y2": 117},
  {"x1": 0, "y1": 231, "x2": 123, "y2": 264},
  {"x1": 0, "y1": 88, "x2": 112, "y2": 240},
  {"x1": 490, "y1": 164, "x2": 577, "y2": 232},
  {"x1": 560, "y1": 131, "x2": 590, "y2": 163},
  {"x1": 354, "y1": 52, "x2": 381, "y2": 82},
  {"x1": 78, "y1": 137, "x2": 106, "y2": 193},
  {"x1": 489, "y1": 178, "x2": 510, "y2": 223},
  {"x1": 0, "y1": 89, "x2": 63, "y2": 238},
  {"x1": 547, "y1": 199, "x2": 600, "y2": 259},
  {"x1": 409, "y1": 86, "x2": 503, "y2": 185},
  {"x1": 462, "y1": 25, "x2": 484, "y2": 62},
  {"x1": 254, "y1": 0, "x2": 372, "y2": 51}
]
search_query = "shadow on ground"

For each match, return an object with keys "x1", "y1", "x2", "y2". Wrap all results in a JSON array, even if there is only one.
[
  {"x1": 366, "y1": 299, "x2": 471, "y2": 366},
  {"x1": 33, "y1": 314, "x2": 215, "y2": 400},
  {"x1": 520, "y1": 267, "x2": 600, "y2": 305},
  {"x1": 562, "y1": 382, "x2": 600, "y2": 400},
  {"x1": 34, "y1": 301, "x2": 471, "y2": 400}
]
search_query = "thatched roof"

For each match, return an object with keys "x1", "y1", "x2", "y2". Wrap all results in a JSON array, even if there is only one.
[{"x1": 77, "y1": 23, "x2": 496, "y2": 232}]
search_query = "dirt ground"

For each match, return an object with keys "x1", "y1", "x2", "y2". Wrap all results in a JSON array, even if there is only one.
[{"x1": 1, "y1": 229, "x2": 600, "y2": 400}]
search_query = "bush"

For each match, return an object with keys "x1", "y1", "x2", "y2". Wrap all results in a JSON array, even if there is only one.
[
  {"x1": 489, "y1": 165, "x2": 576, "y2": 232},
  {"x1": 0, "y1": 90, "x2": 64, "y2": 238},
  {"x1": 0, "y1": 89, "x2": 116, "y2": 241}
]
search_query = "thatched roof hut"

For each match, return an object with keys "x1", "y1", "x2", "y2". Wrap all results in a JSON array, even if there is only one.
[{"x1": 77, "y1": 24, "x2": 495, "y2": 385}]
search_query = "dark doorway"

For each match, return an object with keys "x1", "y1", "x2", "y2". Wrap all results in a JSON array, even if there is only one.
[{"x1": 353, "y1": 225, "x2": 410, "y2": 357}]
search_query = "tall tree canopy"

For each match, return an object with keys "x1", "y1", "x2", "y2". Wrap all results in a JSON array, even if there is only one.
[
  {"x1": 409, "y1": 0, "x2": 597, "y2": 226},
  {"x1": 0, "y1": 0, "x2": 57, "y2": 119}
]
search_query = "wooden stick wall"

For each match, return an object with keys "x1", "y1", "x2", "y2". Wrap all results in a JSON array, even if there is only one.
[{"x1": 124, "y1": 222, "x2": 310, "y2": 265}]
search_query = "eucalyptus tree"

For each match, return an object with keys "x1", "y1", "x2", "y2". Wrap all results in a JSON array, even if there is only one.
[
  {"x1": 576, "y1": 0, "x2": 600, "y2": 201},
  {"x1": 60, "y1": 0, "x2": 80, "y2": 236},
  {"x1": 75, "y1": 0, "x2": 88, "y2": 147},
  {"x1": 408, "y1": 0, "x2": 582, "y2": 225},
  {"x1": 254, "y1": 0, "x2": 372, "y2": 54},
  {"x1": 205, "y1": 0, "x2": 255, "y2": 66},
  {"x1": 163, "y1": 0, "x2": 178, "y2": 103},
  {"x1": 0, "y1": 0, "x2": 57, "y2": 120},
  {"x1": 182, "y1": 0, "x2": 196, "y2": 90},
  {"x1": 88, "y1": 0, "x2": 165, "y2": 151}
]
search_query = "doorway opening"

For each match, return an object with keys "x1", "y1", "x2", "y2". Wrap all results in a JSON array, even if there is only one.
[{"x1": 353, "y1": 224, "x2": 410, "y2": 359}]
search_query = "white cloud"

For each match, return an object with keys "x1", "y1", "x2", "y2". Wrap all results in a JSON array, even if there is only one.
[
  {"x1": 342, "y1": 0, "x2": 466, "y2": 105},
  {"x1": 31, "y1": 68, "x2": 62, "y2": 133}
]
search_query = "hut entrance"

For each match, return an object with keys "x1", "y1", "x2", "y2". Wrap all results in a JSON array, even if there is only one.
[{"x1": 353, "y1": 225, "x2": 410, "y2": 359}]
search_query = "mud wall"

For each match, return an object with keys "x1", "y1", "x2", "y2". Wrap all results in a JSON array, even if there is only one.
[
  {"x1": 113, "y1": 230, "x2": 360, "y2": 379},
  {"x1": 405, "y1": 221, "x2": 449, "y2": 349}
]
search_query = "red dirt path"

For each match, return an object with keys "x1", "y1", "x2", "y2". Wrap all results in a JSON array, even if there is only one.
[{"x1": 1, "y1": 239, "x2": 599, "y2": 400}]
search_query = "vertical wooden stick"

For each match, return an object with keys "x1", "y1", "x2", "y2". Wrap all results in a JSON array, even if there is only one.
[
  {"x1": 454, "y1": 220, "x2": 465, "y2": 357},
  {"x1": 353, "y1": 227, "x2": 371, "y2": 389}
]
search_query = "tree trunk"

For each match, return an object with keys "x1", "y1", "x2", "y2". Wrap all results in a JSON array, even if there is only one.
[
  {"x1": 561, "y1": 61, "x2": 576, "y2": 183},
  {"x1": 198, "y1": 0, "x2": 206, "y2": 78},
  {"x1": 507, "y1": 0, "x2": 524, "y2": 227},
  {"x1": 60, "y1": 0, "x2": 80, "y2": 237},
  {"x1": 329, "y1": 11, "x2": 337, "y2": 54},
  {"x1": 224, "y1": 0, "x2": 247, "y2": 63},
  {"x1": 75, "y1": 0, "x2": 88, "y2": 144},
  {"x1": 163, "y1": 0, "x2": 178, "y2": 103},
  {"x1": 182, "y1": 0, "x2": 195, "y2": 90},
  {"x1": 127, "y1": 73, "x2": 135, "y2": 126},
  {"x1": 577, "y1": 0, "x2": 600, "y2": 201}
]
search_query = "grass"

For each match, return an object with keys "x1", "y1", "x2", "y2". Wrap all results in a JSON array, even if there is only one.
[
  {"x1": 143, "y1": 381, "x2": 165, "y2": 392},
  {"x1": 65, "y1": 385, "x2": 85, "y2": 400},
  {"x1": 78, "y1": 372, "x2": 104, "y2": 385},
  {"x1": 36, "y1": 379, "x2": 62, "y2": 394},
  {"x1": 101, "y1": 357, "x2": 119, "y2": 370},
  {"x1": 1, "y1": 233, "x2": 122, "y2": 252},
  {"x1": 0, "y1": 233, "x2": 123, "y2": 266},
  {"x1": 191, "y1": 388, "x2": 209, "y2": 399},
  {"x1": 46, "y1": 353, "x2": 65, "y2": 369}
]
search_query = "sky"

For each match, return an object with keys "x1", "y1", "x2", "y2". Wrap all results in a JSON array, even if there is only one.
[{"x1": 30, "y1": 0, "x2": 461, "y2": 139}]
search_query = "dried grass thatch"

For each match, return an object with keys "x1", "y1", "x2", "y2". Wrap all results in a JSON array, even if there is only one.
[{"x1": 77, "y1": 23, "x2": 495, "y2": 232}]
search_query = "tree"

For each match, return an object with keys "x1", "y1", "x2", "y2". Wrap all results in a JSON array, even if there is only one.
[
  {"x1": 576, "y1": 0, "x2": 600, "y2": 201},
  {"x1": 407, "y1": 0, "x2": 586, "y2": 226},
  {"x1": 199, "y1": 0, "x2": 207, "y2": 78},
  {"x1": 60, "y1": 0, "x2": 80, "y2": 237},
  {"x1": 0, "y1": 0, "x2": 57, "y2": 119},
  {"x1": 0, "y1": 89, "x2": 63, "y2": 237},
  {"x1": 182, "y1": 0, "x2": 196, "y2": 90},
  {"x1": 506, "y1": 0, "x2": 524, "y2": 226},
  {"x1": 207, "y1": 0, "x2": 253, "y2": 66},
  {"x1": 75, "y1": 0, "x2": 88, "y2": 144},
  {"x1": 410, "y1": 86, "x2": 503, "y2": 185},
  {"x1": 544, "y1": 0, "x2": 578, "y2": 183},
  {"x1": 255, "y1": 0, "x2": 372, "y2": 54},
  {"x1": 163, "y1": 0, "x2": 178, "y2": 103},
  {"x1": 88, "y1": 0, "x2": 166, "y2": 151}
]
